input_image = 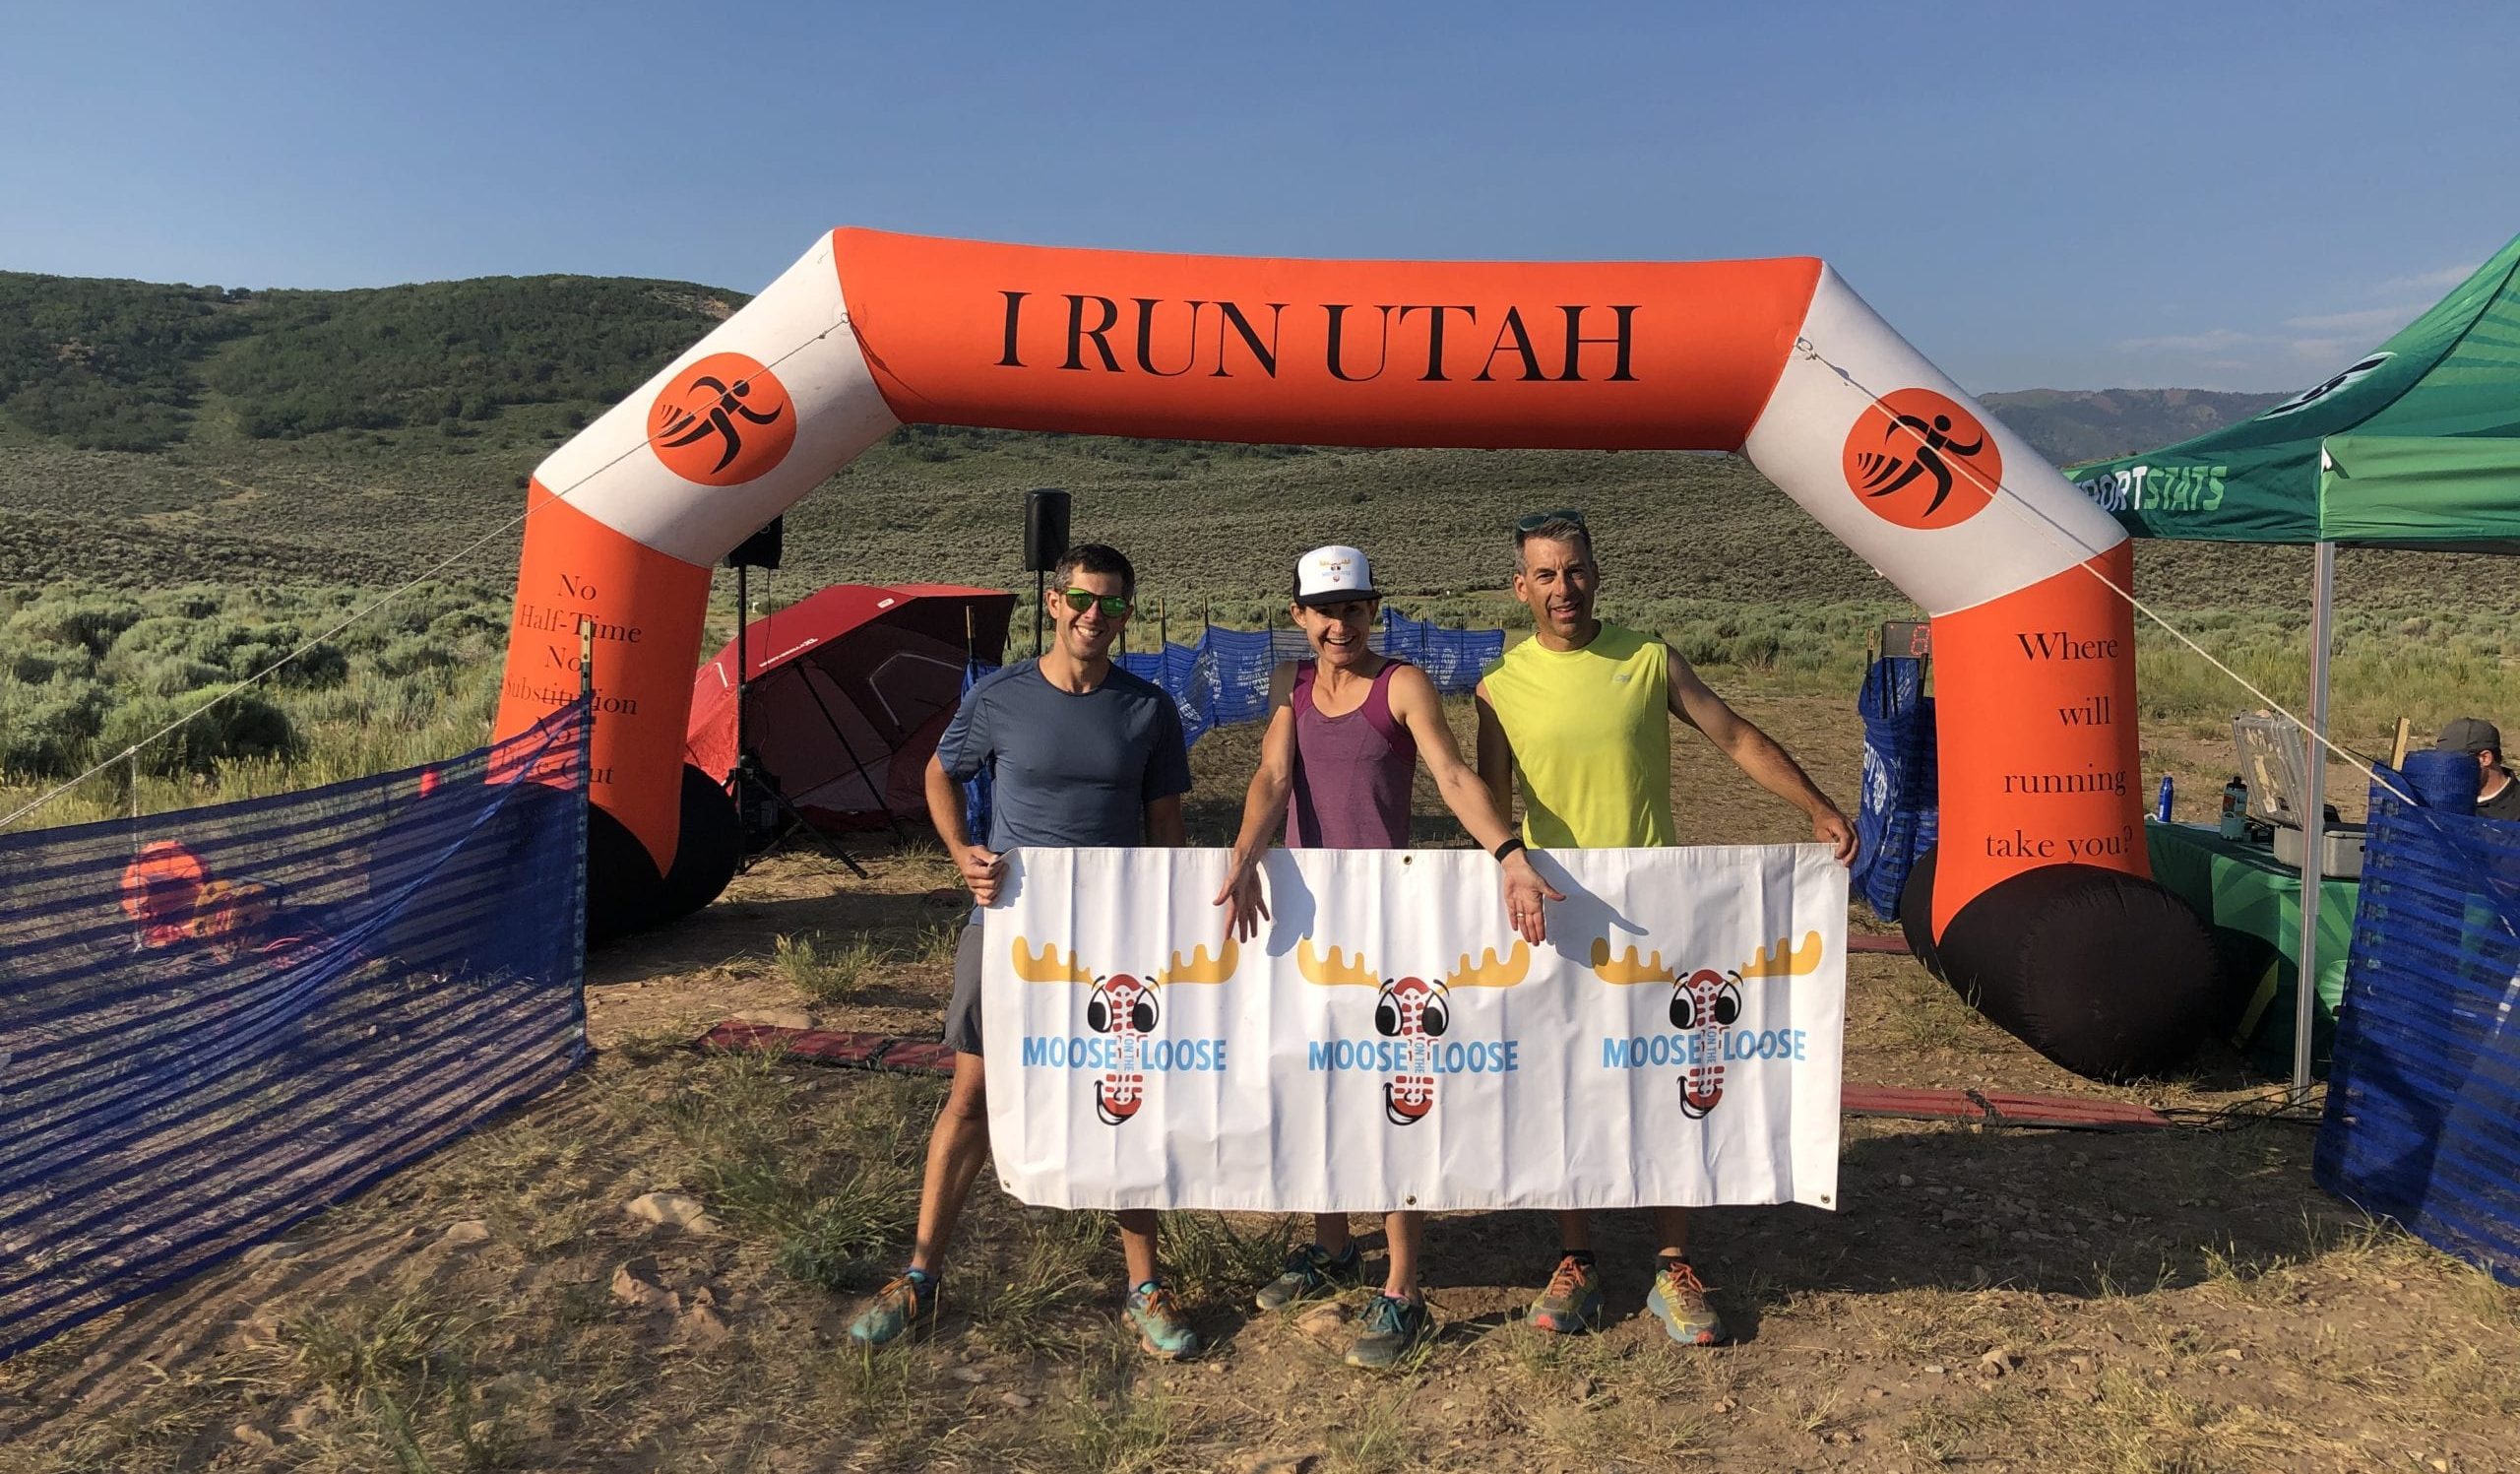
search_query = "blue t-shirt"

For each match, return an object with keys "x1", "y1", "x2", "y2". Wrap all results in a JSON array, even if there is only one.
[{"x1": 936, "y1": 660, "x2": 1191, "y2": 850}]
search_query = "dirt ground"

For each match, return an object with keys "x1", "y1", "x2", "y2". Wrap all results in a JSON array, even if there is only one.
[{"x1": 5, "y1": 695, "x2": 2516, "y2": 1473}]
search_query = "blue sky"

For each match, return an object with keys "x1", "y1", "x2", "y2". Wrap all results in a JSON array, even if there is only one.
[{"x1": 4, "y1": 1, "x2": 2512, "y2": 393}]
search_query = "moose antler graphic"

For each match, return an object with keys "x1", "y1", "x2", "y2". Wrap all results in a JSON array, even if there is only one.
[
  {"x1": 1011, "y1": 938, "x2": 1095, "y2": 984},
  {"x1": 1155, "y1": 939, "x2": 1237, "y2": 986},
  {"x1": 1588, "y1": 937, "x2": 1676, "y2": 986},
  {"x1": 1447, "y1": 941, "x2": 1530, "y2": 989},
  {"x1": 1739, "y1": 931, "x2": 1824, "y2": 980},
  {"x1": 1296, "y1": 937, "x2": 1380, "y2": 988},
  {"x1": 1579, "y1": 929, "x2": 1826, "y2": 1122},
  {"x1": 1006, "y1": 935, "x2": 1237, "y2": 1130}
]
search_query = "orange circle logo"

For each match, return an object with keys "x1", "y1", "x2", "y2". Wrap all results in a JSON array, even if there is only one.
[
  {"x1": 648, "y1": 352, "x2": 795, "y2": 486},
  {"x1": 1842, "y1": 388, "x2": 2002, "y2": 530}
]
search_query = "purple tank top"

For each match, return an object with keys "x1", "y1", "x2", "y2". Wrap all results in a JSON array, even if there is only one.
[{"x1": 1287, "y1": 660, "x2": 1417, "y2": 849}]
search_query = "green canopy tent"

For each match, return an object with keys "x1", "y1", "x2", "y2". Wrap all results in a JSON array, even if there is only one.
[{"x1": 2068, "y1": 228, "x2": 2520, "y2": 1095}]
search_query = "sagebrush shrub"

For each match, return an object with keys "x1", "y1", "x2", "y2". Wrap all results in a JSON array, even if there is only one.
[{"x1": 0, "y1": 678, "x2": 110, "y2": 778}]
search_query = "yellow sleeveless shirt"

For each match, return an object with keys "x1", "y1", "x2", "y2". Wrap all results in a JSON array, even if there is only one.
[{"x1": 1480, "y1": 621, "x2": 1675, "y2": 848}]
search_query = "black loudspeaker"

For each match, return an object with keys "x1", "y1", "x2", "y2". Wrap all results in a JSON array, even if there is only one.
[
  {"x1": 726, "y1": 516, "x2": 784, "y2": 571},
  {"x1": 1024, "y1": 488, "x2": 1070, "y2": 573}
]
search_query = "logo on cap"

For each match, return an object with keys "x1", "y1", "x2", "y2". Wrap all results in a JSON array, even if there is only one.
[{"x1": 1296, "y1": 545, "x2": 1378, "y2": 605}]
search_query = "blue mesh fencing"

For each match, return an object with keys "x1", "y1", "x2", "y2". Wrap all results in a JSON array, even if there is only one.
[
  {"x1": 1112, "y1": 610, "x2": 1500, "y2": 746},
  {"x1": 0, "y1": 701, "x2": 592, "y2": 1356},
  {"x1": 1852, "y1": 656, "x2": 1938, "y2": 921},
  {"x1": 2314, "y1": 782, "x2": 2520, "y2": 1285},
  {"x1": 1379, "y1": 609, "x2": 1506, "y2": 693},
  {"x1": 958, "y1": 657, "x2": 996, "y2": 845}
]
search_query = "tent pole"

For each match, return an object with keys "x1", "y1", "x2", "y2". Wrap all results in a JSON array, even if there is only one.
[
  {"x1": 2293, "y1": 539, "x2": 2336, "y2": 1102},
  {"x1": 791, "y1": 668, "x2": 908, "y2": 848},
  {"x1": 733, "y1": 567, "x2": 749, "y2": 794}
]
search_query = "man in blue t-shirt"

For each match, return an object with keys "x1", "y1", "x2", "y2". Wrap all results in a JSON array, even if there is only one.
[{"x1": 849, "y1": 544, "x2": 1200, "y2": 1359}]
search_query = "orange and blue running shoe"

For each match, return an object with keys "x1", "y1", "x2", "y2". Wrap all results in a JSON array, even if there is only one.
[
  {"x1": 1645, "y1": 1258, "x2": 1728, "y2": 1346},
  {"x1": 1527, "y1": 1254, "x2": 1604, "y2": 1334}
]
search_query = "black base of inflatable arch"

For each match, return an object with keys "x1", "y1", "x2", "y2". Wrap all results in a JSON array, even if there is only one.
[
  {"x1": 1899, "y1": 849, "x2": 2219, "y2": 1081},
  {"x1": 585, "y1": 764, "x2": 743, "y2": 945}
]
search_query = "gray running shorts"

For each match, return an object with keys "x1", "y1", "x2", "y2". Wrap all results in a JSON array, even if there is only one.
[{"x1": 942, "y1": 918, "x2": 986, "y2": 1057}]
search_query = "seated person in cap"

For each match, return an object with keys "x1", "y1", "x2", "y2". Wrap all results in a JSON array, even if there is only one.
[{"x1": 2435, "y1": 718, "x2": 2520, "y2": 821}]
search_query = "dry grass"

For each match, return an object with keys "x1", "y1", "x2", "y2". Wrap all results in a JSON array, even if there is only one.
[
  {"x1": 769, "y1": 930, "x2": 891, "y2": 1004},
  {"x1": 10, "y1": 709, "x2": 2520, "y2": 1472}
]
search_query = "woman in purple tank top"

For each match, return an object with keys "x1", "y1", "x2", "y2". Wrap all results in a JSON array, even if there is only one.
[{"x1": 1213, "y1": 544, "x2": 1559, "y2": 1371}]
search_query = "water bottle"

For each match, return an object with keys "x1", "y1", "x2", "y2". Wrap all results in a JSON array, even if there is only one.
[
  {"x1": 2220, "y1": 776, "x2": 2249, "y2": 839},
  {"x1": 2155, "y1": 774, "x2": 2174, "y2": 823}
]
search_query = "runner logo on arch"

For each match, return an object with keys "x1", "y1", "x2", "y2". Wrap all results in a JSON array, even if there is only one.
[
  {"x1": 648, "y1": 352, "x2": 796, "y2": 486},
  {"x1": 1842, "y1": 388, "x2": 2002, "y2": 530}
]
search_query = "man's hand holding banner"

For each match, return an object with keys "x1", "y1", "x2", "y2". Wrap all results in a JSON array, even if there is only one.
[{"x1": 981, "y1": 845, "x2": 1847, "y2": 1213}]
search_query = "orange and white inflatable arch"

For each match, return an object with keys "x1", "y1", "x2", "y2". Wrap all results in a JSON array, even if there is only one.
[{"x1": 496, "y1": 229, "x2": 2209, "y2": 1073}]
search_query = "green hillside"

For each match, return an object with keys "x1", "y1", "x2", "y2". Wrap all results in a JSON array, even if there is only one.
[{"x1": 0, "y1": 270, "x2": 743, "y2": 452}]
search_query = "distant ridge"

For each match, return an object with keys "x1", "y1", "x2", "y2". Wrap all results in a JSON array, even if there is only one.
[
  {"x1": 1976, "y1": 388, "x2": 2289, "y2": 467},
  {"x1": 5, "y1": 267, "x2": 2283, "y2": 466}
]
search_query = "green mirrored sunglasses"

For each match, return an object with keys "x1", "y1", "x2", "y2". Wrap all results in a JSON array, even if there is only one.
[{"x1": 1060, "y1": 588, "x2": 1132, "y2": 617}]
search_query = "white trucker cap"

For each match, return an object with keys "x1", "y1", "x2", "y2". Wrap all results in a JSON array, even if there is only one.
[{"x1": 1292, "y1": 545, "x2": 1381, "y2": 607}]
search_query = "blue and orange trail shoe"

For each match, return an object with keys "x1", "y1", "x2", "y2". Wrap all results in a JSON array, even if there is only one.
[
  {"x1": 1126, "y1": 1280, "x2": 1201, "y2": 1361},
  {"x1": 1345, "y1": 1293, "x2": 1435, "y2": 1370},
  {"x1": 1645, "y1": 1259, "x2": 1728, "y2": 1346},
  {"x1": 1528, "y1": 1254, "x2": 1605, "y2": 1334},
  {"x1": 1254, "y1": 1242, "x2": 1362, "y2": 1311},
  {"x1": 848, "y1": 1268, "x2": 939, "y2": 1347}
]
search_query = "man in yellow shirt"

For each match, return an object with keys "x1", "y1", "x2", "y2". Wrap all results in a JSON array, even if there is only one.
[{"x1": 1475, "y1": 508, "x2": 1856, "y2": 1347}]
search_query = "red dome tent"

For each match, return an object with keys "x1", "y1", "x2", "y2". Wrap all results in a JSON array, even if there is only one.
[{"x1": 686, "y1": 584, "x2": 1014, "y2": 833}]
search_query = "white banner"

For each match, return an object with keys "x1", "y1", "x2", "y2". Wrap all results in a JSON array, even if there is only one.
[{"x1": 981, "y1": 846, "x2": 1847, "y2": 1213}]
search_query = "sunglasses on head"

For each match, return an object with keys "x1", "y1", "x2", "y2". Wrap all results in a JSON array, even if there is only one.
[
  {"x1": 1059, "y1": 588, "x2": 1132, "y2": 617},
  {"x1": 1513, "y1": 507, "x2": 1587, "y2": 536}
]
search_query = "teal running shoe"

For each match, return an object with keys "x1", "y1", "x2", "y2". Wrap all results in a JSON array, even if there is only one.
[
  {"x1": 1126, "y1": 1280, "x2": 1200, "y2": 1361},
  {"x1": 847, "y1": 1269, "x2": 939, "y2": 1347},
  {"x1": 1645, "y1": 1259, "x2": 1728, "y2": 1346},
  {"x1": 1253, "y1": 1242, "x2": 1361, "y2": 1311},
  {"x1": 1345, "y1": 1293, "x2": 1435, "y2": 1370}
]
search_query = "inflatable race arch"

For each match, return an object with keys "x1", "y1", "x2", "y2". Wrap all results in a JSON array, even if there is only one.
[{"x1": 495, "y1": 228, "x2": 2215, "y2": 1077}]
